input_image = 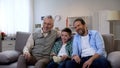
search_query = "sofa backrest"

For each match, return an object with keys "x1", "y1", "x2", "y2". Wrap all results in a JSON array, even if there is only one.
[
  {"x1": 15, "y1": 32, "x2": 30, "y2": 52},
  {"x1": 14, "y1": 32, "x2": 115, "y2": 55},
  {"x1": 102, "y1": 34, "x2": 114, "y2": 54}
]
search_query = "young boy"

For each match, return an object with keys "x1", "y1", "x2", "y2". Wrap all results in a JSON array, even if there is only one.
[{"x1": 47, "y1": 28, "x2": 72, "y2": 68}]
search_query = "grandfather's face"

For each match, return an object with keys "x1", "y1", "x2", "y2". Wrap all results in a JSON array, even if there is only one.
[
  {"x1": 73, "y1": 21, "x2": 86, "y2": 36},
  {"x1": 42, "y1": 18, "x2": 54, "y2": 33}
]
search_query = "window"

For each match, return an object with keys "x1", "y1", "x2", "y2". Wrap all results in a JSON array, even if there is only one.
[{"x1": 0, "y1": 0, "x2": 33, "y2": 36}]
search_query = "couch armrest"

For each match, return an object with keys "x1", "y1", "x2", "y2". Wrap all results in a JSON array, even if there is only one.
[
  {"x1": 107, "y1": 51, "x2": 120, "y2": 68},
  {"x1": 0, "y1": 50, "x2": 21, "y2": 64},
  {"x1": 0, "y1": 36, "x2": 2, "y2": 52}
]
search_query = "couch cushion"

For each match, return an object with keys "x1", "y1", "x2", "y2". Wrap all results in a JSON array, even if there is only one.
[
  {"x1": 0, "y1": 50, "x2": 20, "y2": 64},
  {"x1": 107, "y1": 51, "x2": 120, "y2": 68}
]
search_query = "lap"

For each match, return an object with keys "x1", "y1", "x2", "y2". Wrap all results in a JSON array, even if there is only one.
[
  {"x1": 66, "y1": 56, "x2": 109, "y2": 68},
  {"x1": 47, "y1": 60, "x2": 69, "y2": 68},
  {"x1": 35, "y1": 58, "x2": 50, "y2": 68},
  {"x1": 19, "y1": 55, "x2": 37, "y2": 65}
]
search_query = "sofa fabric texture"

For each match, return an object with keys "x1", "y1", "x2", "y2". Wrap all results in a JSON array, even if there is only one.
[
  {"x1": 0, "y1": 50, "x2": 20, "y2": 64},
  {"x1": 0, "y1": 32, "x2": 30, "y2": 68}
]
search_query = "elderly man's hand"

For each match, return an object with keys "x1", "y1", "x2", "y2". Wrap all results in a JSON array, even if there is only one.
[{"x1": 23, "y1": 52, "x2": 31, "y2": 61}]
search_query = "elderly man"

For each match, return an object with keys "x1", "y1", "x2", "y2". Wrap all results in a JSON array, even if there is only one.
[{"x1": 17, "y1": 15, "x2": 58, "y2": 68}]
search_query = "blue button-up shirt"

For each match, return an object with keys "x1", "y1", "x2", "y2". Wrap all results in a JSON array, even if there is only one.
[{"x1": 72, "y1": 30, "x2": 106, "y2": 57}]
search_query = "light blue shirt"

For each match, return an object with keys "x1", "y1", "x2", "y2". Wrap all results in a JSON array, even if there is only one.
[{"x1": 72, "y1": 30, "x2": 106, "y2": 57}]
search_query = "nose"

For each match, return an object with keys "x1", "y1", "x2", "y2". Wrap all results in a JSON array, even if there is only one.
[
  {"x1": 44, "y1": 24, "x2": 48, "y2": 28},
  {"x1": 75, "y1": 27, "x2": 79, "y2": 30}
]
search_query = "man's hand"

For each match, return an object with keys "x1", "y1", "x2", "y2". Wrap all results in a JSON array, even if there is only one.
[
  {"x1": 82, "y1": 59, "x2": 93, "y2": 68},
  {"x1": 50, "y1": 53, "x2": 56, "y2": 56},
  {"x1": 61, "y1": 55, "x2": 68, "y2": 61},
  {"x1": 23, "y1": 52, "x2": 31, "y2": 61},
  {"x1": 72, "y1": 55, "x2": 81, "y2": 64},
  {"x1": 82, "y1": 53, "x2": 100, "y2": 68}
]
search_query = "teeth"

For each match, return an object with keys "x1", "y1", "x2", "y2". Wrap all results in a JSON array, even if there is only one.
[{"x1": 79, "y1": 29, "x2": 82, "y2": 33}]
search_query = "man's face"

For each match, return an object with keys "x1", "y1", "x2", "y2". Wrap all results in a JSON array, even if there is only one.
[
  {"x1": 42, "y1": 18, "x2": 53, "y2": 33},
  {"x1": 74, "y1": 21, "x2": 86, "y2": 36}
]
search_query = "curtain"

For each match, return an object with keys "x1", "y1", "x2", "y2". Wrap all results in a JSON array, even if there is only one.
[{"x1": 0, "y1": 0, "x2": 33, "y2": 36}]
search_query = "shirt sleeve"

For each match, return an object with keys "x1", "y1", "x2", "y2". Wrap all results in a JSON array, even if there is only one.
[
  {"x1": 95, "y1": 32, "x2": 105, "y2": 56},
  {"x1": 23, "y1": 34, "x2": 34, "y2": 54},
  {"x1": 72, "y1": 35, "x2": 79, "y2": 56}
]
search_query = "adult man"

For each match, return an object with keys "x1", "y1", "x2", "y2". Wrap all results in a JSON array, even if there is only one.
[
  {"x1": 17, "y1": 15, "x2": 58, "y2": 68},
  {"x1": 66, "y1": 18, "x2": 109, "y2": 68}
]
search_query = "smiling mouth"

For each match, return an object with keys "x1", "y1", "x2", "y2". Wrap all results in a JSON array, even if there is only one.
[{"x1": 78, "y1": 29, "x2": 83, "y2": 33}]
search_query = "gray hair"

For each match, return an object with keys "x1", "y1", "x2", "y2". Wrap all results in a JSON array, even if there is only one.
[
  {"x1": 43, "y1": 15, "x2": 54, "y2": 21},
  {"x1": 43, "y1": 15, "x2": 54, "y2": 25}
]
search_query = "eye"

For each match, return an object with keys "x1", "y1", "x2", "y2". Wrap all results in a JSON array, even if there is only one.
[{"x1": 74, "y1": 26, "x2": 77, "y2": 29}]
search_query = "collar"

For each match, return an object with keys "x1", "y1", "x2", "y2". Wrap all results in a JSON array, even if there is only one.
[{"x1": 40, "y1": 28, "x2": 49, "y2": 37}]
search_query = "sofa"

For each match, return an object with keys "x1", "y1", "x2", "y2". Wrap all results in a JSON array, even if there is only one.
[
  {"x1": 0, "y1": 32, "x2": 30, "y2": 68},
  {"x1": 0, "y1": 37, "x2": 1, "y2": 52},
  {"x1": 0, "y1": 32, "x2": 120, "y2": 68}
]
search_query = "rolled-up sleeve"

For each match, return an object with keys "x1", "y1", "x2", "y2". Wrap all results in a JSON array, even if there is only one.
[
  {"x1": 23, "y1": 34, "x2": 34, "y2": 54},
  {"x1": 95, "y1": 32, "x2": 105, "y2": 56},
  {"x1": 72, "y1": 35, "x2": 79, "y2": 56}
]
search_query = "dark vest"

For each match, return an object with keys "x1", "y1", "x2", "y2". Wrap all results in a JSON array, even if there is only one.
[{"x1": 31, "y1": 30, "x2": 57, "y2": 60}]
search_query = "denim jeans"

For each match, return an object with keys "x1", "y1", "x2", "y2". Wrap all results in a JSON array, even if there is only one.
[
  {"x1": 47, "y1": 59, "x2": 70, "y2": 68},
  {"x1": 66, "y1": 56, "x2": 110, "y2": 68}
]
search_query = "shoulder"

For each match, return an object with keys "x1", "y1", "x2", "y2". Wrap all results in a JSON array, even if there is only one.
[
  {"x1": 51, "y1": 30, "x2": 57, "y2": 35},
  {"x1": 54, "y1": 39, "x2": 62, "y2": 47},
  {"x1": 67, "y1": 40, "x2": 73, "y2": 46},
  {"x1": 33, "y1": 28, "x2": 41, "y2": 34},
  {"x1": 34, "y1": 28, "x2": 41, "y2": 33},
  {"x1": 51, "y1": 30, "x2": 57, "y2": 33},
  {"x1": 88, "y1": 30, "x2": 102, "y2": 38},
  {"x1": 88, "y1": 30, "x2": 100, "y2": 35},
  {"x1": 73, "y1": 33, "x2": 80, "y2": 39},
  {"x1": 89, "y1": 30, "x2": 98, "y2": 33},
  {"x1": 32, "y1": 29, "x2": 42, "y2": 39}
]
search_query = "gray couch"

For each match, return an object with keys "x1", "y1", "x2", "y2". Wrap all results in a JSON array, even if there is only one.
[
  {"x1": 0, "y1": 37, "x2": 1, "y2": 52},
  {"x1": 0, "y1": 32, "x2": 120, "y2": 68},
  {"x1": 0, "y1": 32, "x2": 30, "y2": 68}
]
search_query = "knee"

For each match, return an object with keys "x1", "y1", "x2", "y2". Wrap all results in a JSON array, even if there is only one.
[
  {"x1": 66, "y1": 60, "x2": 73, "y2": 66},
  {"x1": 95, "y1": 56, "x2": 108, "y2": 64},
  {"x1": 59, "y1": 62, "x2": 65, "y2": 67},
  {"x1": 47, "y1": 62, "x2": 57, "y2": 68},
  {"x1": 92, "y1": 57, "x2": 109, "y2": 67},
  {"x1": 18, "y1": 55, "x2": 26, "y2": 61},
  {"x1": 66, "y1": 60, "x2": 75, "y2": 65},
  {"x1": 35, "y1": 59, "x2": 49, "y2": 68},
  {"x1": 65, "y1": 60, "x2": 77, "y2": 68}
]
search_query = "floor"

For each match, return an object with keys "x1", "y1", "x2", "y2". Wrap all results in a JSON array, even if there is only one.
[{"x1": 2, "y1": 40, "x2": 15, "y2": 51}]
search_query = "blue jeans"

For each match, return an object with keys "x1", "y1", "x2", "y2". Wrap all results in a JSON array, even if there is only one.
[
  {"x1": 66, "y1": 56, "x2": 110, "y2": 68},
  {"x1": 47, "y1": 60, "x2": 67, "y2": 68}
]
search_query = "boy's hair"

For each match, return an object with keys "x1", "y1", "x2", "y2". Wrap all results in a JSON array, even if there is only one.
[{"x1": 61, "y1": 28, "x2": 72, "y2": 36}]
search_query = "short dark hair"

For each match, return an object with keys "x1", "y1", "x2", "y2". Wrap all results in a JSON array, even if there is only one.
[
  {"x1": 73, "y1": 18, "x2": 86, "y2": 25},
  {"x1": 61, "y1": 28, "x2": 72, "y2": 36}
]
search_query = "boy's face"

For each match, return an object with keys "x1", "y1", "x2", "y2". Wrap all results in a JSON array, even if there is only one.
[{"x1": 61, "y1": 31, "x2": 71, "y2": 43}]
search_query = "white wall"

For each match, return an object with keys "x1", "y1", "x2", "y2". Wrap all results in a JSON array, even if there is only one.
[{"x1": 33, "y1": 0, "x2": 120, "y2": 31}]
